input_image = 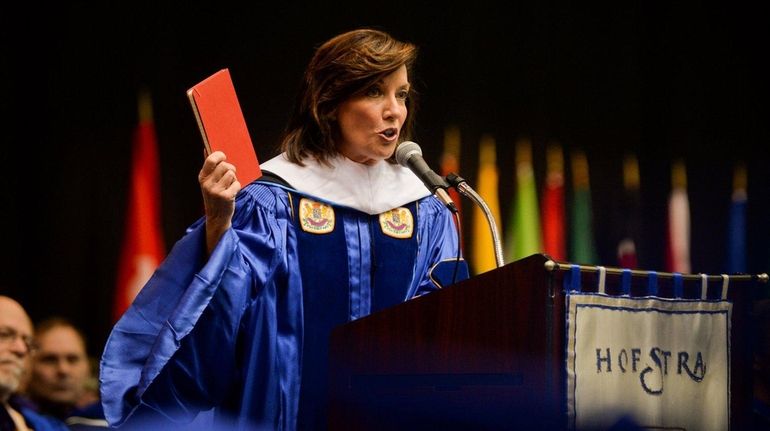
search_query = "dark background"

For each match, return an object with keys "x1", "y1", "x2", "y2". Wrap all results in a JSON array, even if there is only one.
[{"x1": 2, "y1": 3, "x2": 768, "y2": 356}]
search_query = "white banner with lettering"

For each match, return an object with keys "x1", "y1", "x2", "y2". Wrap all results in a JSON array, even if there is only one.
[{"x1": 566, "y1": 294, "x2": 731, "y2": 431}]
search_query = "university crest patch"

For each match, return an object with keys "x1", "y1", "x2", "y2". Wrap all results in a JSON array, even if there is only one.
[
  {"x1": 299, "y1": 198, "x2": 335, "y2": 234},
  {"x1": 379, "y1": 207, "x2": 414, "y2": 239}
]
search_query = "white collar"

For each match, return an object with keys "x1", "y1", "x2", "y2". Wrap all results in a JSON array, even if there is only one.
[{"x1": 260, "y1": 153, "x2": 430, "y2": 215}]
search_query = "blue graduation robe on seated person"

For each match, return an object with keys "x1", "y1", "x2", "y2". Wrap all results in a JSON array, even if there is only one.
[
  {"x1": 100, "y1": 154, "x2": 468, "y2": 430},
  {"x1": 1, "y1": 396, "x2": 70, "y2": 431}
]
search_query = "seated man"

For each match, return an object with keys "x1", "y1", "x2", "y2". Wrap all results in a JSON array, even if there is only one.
[
  {"x1": 0, "y1": 296, "x2": 67, "y2": 430},
  {"x1": 25, "y1": 317, "x2": 107, "y2": 429}
]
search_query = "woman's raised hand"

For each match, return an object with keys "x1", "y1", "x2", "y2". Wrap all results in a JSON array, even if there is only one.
[{"x1": 199, "y1": 151, "x2": 241, "y2": 254}]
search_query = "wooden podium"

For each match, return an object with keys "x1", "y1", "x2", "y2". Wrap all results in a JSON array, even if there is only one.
[{"x1": 328, "y1": 254, "x2": 757, "y2": 430}]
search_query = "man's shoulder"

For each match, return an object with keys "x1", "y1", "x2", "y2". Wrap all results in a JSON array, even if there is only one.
[{"x1": 19, "y1": 405, "x2": 70, "y2": 431}]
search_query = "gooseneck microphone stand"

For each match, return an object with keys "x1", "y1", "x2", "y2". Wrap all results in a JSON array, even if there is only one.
[{"x1": 445, "y1": 173, "x2": 505, "y2": 268}]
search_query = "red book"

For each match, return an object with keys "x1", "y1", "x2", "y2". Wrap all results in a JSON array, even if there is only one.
[{"x1": 187, "y1": 69, "x2": 262, "y2": 185}]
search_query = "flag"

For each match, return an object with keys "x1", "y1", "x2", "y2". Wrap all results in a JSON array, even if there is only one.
[
  {"x1": 569, "y1": 150, "x2": 598, "y2": 264},
  {"x1": 726, "y1": 162, "x2": 747, "y2": 273},
  {"x1": 471, "y1": 135, "x2": 502, "y2": 275},
  {"x1": 441, "y1": 125, "x2": 463, "y2": 230},
  {"x1": 617, "y1": 154, "x2": 641, "y2": 268},
  {"x1": 541, "y1": 143, "x2": 566, "y2": 261},
  {"x1": 113, "y1": 90, "x2": 166, "y2": 321},
  {"x1": 504, "y1": 138, "x2": 542, "y2": 262},
  {"x1": 664, "y1": 159, "x2": 691, "y2": 273}
]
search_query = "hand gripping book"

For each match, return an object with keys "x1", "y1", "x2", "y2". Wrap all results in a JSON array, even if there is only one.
[{"x1": 187, "y1": 68, "x2": 262, "y2": 185}]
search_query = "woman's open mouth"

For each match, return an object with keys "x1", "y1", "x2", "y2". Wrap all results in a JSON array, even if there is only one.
[{"x1": 379, "y1": 128, "x2": 398, "y2": 141}]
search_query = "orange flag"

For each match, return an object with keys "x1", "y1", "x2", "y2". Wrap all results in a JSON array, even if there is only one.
[
  {"x1": 441, "y1": 126, "x2": 463, "y2": 229},
  {"x1": 113, "y1": 91, "x2": 166, "y2": 321},
  {"x1": 471, "y1": 135, "x2": 502, "y2": 274}
]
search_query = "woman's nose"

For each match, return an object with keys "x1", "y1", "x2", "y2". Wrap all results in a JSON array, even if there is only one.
[{"x1": 383, "y1": 95, "x2": 406, "y2": 121}]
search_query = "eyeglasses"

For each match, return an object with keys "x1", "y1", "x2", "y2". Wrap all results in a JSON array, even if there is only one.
[{"x1": 0, "y1": 326, "x2": 38, "y2": 354}]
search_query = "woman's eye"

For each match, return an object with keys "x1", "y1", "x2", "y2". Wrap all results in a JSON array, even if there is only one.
[
  {"x1": 366, "y1": 87, "x2": 382, "y2": 97},
  {"x1": 397, "y1": 90, "x2": 409, "y2": 100}
]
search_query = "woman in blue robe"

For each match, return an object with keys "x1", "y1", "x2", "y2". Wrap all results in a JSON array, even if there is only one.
[{"x1": 100, "y1": 29, "x2": 467, "y2": 430}]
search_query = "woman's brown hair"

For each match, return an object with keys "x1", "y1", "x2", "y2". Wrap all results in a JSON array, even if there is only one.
[{"x1": 281, "y1": 29, "x2": 418, "y2": 165}]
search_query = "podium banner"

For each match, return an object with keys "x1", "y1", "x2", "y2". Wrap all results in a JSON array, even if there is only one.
[{"x1": 566, "y1": 294, "x2": 731, "y2": 431}]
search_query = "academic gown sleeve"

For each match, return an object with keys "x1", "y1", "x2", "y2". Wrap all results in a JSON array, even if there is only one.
[
  {"x1": 408, "y1": 197, "x2": 469, "y2": 298},
  {"x1": 100, "y1": 184, "x2": 300, "y2": 429}
]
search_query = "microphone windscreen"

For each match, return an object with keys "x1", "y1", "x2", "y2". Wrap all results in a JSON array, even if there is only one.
[{"x1": 395, "y1": 141, "x2": 422, "y2": 166}]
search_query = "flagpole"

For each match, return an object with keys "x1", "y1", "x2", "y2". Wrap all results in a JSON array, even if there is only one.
[{"x1": 544, "y1": 260, "x2": 768, "y2": 283}]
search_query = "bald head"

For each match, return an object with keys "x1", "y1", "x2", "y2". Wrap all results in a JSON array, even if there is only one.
[
  {"x1": 0, "y1": 296, "x2": 34, "y2": 402},
  {"x1": 0, "y1": 297, "x2": 32, "y2": 329}
]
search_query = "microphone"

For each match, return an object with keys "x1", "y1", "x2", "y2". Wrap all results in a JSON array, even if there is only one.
[{"x1": 395, "y1": 141, "x2": 457, "y2": 213}]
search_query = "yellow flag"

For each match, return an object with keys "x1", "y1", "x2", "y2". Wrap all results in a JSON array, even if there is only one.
[{"x1": 471, "y1": 135, "x2": 502, "y2": 275}]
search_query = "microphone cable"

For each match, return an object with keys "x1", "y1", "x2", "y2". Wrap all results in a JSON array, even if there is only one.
[{"x1": 451, "y1": 209, "x2": 463, "y2": 286}]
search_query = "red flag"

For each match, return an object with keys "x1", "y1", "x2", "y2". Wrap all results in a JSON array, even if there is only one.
[
  {"x1": 541, "y1": 143, "x2": 565, "y2": 261},
  {"x1": 113, "y1": 91, "x2": 166, "y2": 321}
]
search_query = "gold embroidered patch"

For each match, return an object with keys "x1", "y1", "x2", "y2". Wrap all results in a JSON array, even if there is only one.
[
  {"x1": 379, "y1": 207, "x2": 414, "y2": 239},
  {"x1": 299, "y1": 198, "x2": 335, "y2": 234}
]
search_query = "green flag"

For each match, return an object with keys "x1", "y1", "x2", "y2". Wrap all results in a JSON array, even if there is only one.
[
  {"x1": 505, "y1": 138, "x2": 542, "y2": 262},
  {"x1": 568, "y1": 150, "x2": 598, "y2": 264}
]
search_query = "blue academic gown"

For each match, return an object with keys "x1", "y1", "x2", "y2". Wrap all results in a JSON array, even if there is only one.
[
  {"x1": 1, "y1": 396, "x2": 69, "y2": 431},
  {"x1": 100, "y1": 181, "x2": 467, "y2": 431},
  {"x1": 20, "y1": 407, "x2": 70, "y2": 431}
]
